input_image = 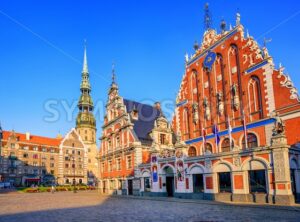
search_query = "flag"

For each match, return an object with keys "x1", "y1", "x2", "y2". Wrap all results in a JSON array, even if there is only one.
[
  {"x1": 242, "y1": 111, "x2": 248, "y2": 149},
  {"x1": 212, "y1": 124, "x2": 220, "y2": 152},
  {"x1": 228, "y1": 118, "x2": 233, "y2": 150}
]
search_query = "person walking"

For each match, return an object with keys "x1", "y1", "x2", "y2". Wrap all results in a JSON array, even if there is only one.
[{"x1": 51, "y1": 185, "x2": 55, "y2": 194}]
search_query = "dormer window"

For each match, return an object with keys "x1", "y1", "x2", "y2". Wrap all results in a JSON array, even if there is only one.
[
  {"x1": 160, "y1": 134, "x2": 167, "y2": 145},
  {"x1": 130, "y1": 109, "x2": 138, "y2": 120}
]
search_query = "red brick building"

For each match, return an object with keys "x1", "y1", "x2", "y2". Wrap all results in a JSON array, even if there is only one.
[
  {"x1": 98, "y1": 69, "x2": 174, "y2": 195},
  {"x1": 137, "y1": 9, "x2": 300, "y2": 205}
]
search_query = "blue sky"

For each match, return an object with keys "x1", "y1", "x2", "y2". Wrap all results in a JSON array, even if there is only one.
[{"x1": 0, "y1": 0, "x2": 300, "y2": 139}]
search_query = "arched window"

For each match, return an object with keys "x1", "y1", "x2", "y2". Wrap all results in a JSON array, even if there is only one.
[
  {"x1": 221, "y1": 138, "x2": 234, "y2": 152},
  {"x1": 188, "y1": 147, "x2": 197, "y2": 157},
  {"x1": 248, "y1": 76, "x2": 263, "y2": 119},
  {"x1": 191, "y1": 70, "x2": 198, "y2": 103},
  {"x1": 242, "y1": 133, "x2": 258, "y2": 149},
  {"x1": 205, "y1": 143, "x2": 213, "y2": 153},
  {"x1": 183, "y1": 108, "x2": 190, "y2": 138}
]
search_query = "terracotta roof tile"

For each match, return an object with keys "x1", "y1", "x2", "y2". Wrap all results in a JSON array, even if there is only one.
[{"x1": 2, "y1": 131, "x2": 62, "y2": 147}]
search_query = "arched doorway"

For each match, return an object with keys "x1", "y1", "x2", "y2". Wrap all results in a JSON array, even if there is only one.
[
  {"x1": 290, "y1": 158, "x2": 299, "y2": 199},
  {"x1": 162, "y1": 166, "x2": 175, "y2": 197},
  {"x1": 190, "y1": 165, "x2": 205, "y2": 193},
  {"x1": 242, "y1": 159, "x2": 268, "y2": 194}
]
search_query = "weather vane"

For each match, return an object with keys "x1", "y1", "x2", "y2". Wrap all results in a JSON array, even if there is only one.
[{"x1": 204, "y1": 3, "x2": 212, "y2": 31}]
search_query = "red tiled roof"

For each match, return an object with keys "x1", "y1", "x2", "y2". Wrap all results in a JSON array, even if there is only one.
[{"x1": 2, "y1": 131, "x2": 62, "y2": 147}]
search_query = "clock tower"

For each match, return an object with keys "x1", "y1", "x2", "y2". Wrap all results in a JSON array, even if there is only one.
[{"x1": 76, "y1": 43, "x2": 98, "y2": 184}]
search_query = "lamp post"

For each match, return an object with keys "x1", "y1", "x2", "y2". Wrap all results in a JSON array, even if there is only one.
[{"x1": 69, "y1": 155, "x2": 76, "y2": 193}]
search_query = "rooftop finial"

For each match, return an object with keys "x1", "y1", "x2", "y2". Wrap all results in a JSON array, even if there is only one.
[
  {"x1": 82, "y1": 40, "x2": 88, "y2": 73},
  {"x1": 112, "y1": 62, "x2": 116, "y2": 84},
  {"x1": 204, "y1": 3, "x2": 212, "y2": 31},
  {"x1": 236, "y1": 10, "x2": 241, "y2": 26},
  {"x1": 220, "y1": 18, "x2": 226, "y2": 33}
]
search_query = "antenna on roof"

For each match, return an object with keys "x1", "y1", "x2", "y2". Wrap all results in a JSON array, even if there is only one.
[{"x1": 204, "y1": 3, "x2": 212, "y2": 31}]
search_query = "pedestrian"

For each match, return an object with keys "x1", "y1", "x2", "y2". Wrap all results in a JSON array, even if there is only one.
[{"x1": 51, "y1": 185, "x2": 55, "y2": 194}]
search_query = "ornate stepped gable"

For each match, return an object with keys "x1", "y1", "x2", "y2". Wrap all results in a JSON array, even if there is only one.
[
  {"x1": 100, "y1": 68, "x2": 163, "y2": 155},
  {"x1": 174, "y1": 10, "x2": 300, "y2": 151}
]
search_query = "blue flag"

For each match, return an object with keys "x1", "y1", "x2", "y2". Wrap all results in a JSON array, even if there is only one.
[{"x1": 213, "y1": 124, "x2": 220, "y2": 145}]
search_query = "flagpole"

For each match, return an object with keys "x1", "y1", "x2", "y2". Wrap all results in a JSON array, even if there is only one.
[
  {"x1": 228, "y1": 117, "x2": 232, "y2": 151},
  {"x1": 202, "y1": 127, "x2": 206, "y2": 155},
  {"x1": 215, "y1": 125, "x2": 218, "y2": 153},
  {"x1": 242, "y1": 111, "x2": 248, "y2": 149}
]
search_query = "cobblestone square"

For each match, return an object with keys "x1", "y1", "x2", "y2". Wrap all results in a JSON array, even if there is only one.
[{"x1": 0, "y1": 191, "x2": 300, "y2": 222}]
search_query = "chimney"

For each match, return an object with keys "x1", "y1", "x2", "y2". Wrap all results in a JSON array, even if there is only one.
[
  {"x1": 25, "y1": 132, "x2": 30, "y2": 141},
  {"x1": 154, "y1": 102, "x2": 161, "y2": 110}
]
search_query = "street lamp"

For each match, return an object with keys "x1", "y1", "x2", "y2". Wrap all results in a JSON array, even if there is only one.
[{"x1": 69, "y1": 155, "x2": 76, "y2": 193}]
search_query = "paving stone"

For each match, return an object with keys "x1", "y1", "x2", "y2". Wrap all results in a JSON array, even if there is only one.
[{"x1": 0, "y1": 191, "x2": 299, "y2": 222}]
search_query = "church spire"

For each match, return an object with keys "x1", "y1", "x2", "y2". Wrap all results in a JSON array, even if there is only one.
[
  {"x1": 76, "y1": 42, "x2": 96, "y2": 131},
  {"x1": 82, "y1": 40, "x2": 88, "y2": 74},
  {"x1": 109, "y1": 62, "x2": 118, "y2": 94},
  {"x1": 112, "y1": 63, "x2": 116, "y2": 84}
]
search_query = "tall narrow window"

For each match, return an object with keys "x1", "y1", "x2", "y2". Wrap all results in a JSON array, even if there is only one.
[
  {"x1": 183, "y1": 108, "x2": 190, "y2": 139},
  {"x1": 160, "y1": 134, "x2": 167, "y2": 145},
  {"x1": 127, "y1": 156, "x2": 132, "y2": 169},
  {"x1": 248, "y1": 76, "x2": 263, "y2": 119}
]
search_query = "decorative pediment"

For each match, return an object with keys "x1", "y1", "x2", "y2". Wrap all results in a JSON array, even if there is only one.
[{"x1": 158, "y1": 149, "x2": 175, "y2": 158}]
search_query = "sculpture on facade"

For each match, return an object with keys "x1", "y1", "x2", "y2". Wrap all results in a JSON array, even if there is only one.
[
  {"x1": 203, "y1": 97, "x2": 210, "y2": 120},
  {"x1": 176, "y1": 160, "x2": 184, "y2": 181},
  {"x1": 216, "y1": 91, "x2": 224, "y2": 115},
  {"x1": 232, "y1": 83, "x2": 240, "y2": 111},
  {"x1": 192, "y1": 102, "x2": 199, "y2": 123},
  {"x1": 272, "y1": 112, "x2": 285, "y2": 136}
]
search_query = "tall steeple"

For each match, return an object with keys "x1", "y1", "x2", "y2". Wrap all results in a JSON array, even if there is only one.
[
  {"x1": 109, "y1": 63, "x2": 119, "y2": 95},
  {"x1": 76, "y1": 42, "x2": 96, "y2": 143}
]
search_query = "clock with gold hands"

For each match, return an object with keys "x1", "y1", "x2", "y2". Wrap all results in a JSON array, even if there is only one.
[{"x1": 203, "y1": 50, "x2": 217, "y2": 71}]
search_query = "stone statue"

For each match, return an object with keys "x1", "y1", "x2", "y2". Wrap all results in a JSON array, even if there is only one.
[
  {"x1": 236, "y1": 12, "x2": 241, "y2": 26},
  {"x1": 185, "y1": 53, "x2": 189, "y2": 63},
  {"x1": 192, "y1": 102, "x2": 199, "y2": 123},
  {"x1": 176, "y1": 132, "x2": 181, "y2": 143},
  {"x1": 232, "y1": 84, "x2": 240, "y2": 111},
  {"x1": 216, "y1": 92, "x2": 224, "y2": 115},
  {"x1": 203, "y1": 97, "x2": 210, "y2": 120},
  {"x1": 272, "y1": 112, "x2": 285, "y2": 136}
]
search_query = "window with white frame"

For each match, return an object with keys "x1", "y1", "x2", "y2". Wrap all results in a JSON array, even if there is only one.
[
  {"x1": 116, "y1": 158, "x2": 121, "y2": 171},
  {"x1": 126, "y1": 155, "x2": 132, "y2": 169}
]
